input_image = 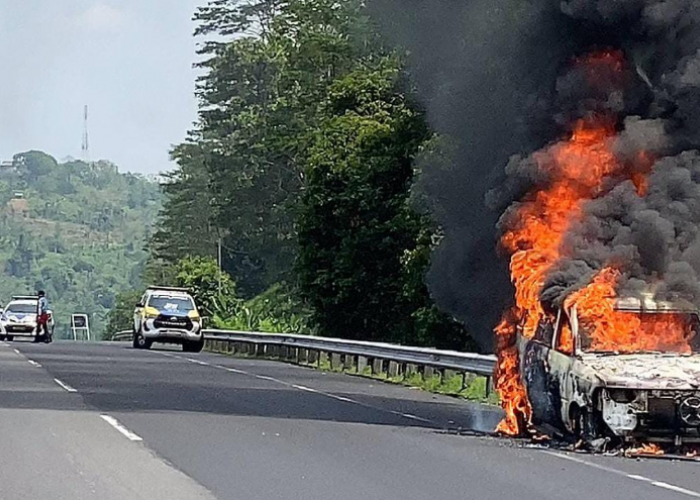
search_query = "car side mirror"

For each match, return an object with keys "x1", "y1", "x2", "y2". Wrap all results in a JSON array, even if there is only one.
[{"x1": 136, "y1": 302, "x2": 144, "y2": 308}]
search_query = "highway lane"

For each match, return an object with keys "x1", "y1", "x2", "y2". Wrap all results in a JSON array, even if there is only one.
[
  {"x1": 5, "y1": 341, "x2": 700, "y2": 500},
  {"x1": 0, "y1": 343, "x2": 217, "y2": 500}
]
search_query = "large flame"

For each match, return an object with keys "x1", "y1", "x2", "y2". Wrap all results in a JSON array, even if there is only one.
[
  {"x1": 494, "y1": 51, "x2": 636, "y2": 436},
  {"x1": 495, "y1": 119, "x2": 621, "y2": 435}
]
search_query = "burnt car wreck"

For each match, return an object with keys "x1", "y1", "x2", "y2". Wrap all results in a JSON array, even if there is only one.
[{"x1": 519, "y1": 295, "x2": 700, "y2": 448}]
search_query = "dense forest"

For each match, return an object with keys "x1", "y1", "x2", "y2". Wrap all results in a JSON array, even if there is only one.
[
  {"x1": 0, "y1": 151, "x2": 160, "y2": 339},
  {"x1": 107, "y1": 0, "x2": 477, "y2": 351}
]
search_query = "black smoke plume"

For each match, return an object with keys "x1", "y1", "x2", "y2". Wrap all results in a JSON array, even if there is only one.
[{"x1": 369, "y1": 0, "x2": 700, "y2": 350}]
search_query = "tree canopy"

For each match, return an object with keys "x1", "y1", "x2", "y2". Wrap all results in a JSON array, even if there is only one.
[{"x1": 147, "y1": 0, "x2": 477, "y2": 350}]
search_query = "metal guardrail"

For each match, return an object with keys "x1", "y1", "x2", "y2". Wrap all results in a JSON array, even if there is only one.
[{"x1": 111, "y1": 329, "x2": 496, "y2": 377}]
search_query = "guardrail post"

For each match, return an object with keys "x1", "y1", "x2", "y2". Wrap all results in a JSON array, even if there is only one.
[
  {"x1": 485, "y1": 376, "x2": 492, "y2": 398},
  {"x1": 330, "y1": 353, "x2": 342, "y2": 371},
  {"x1": 371, "y1": 358, "x2": 384, "y2": 376},
  {"x1": 357, "y1": 356, "x2": 368, "y2": 374},
  {"x1": 388, "y1": 361, "x2": 400, "y2": 378},
  {"x1": 424, "y1": 365, "x2": 435, "y2": 381},
  {"x1": 319, "y1": 351, "x2": 328, "y2": 368},
  {"x1": 343, "y1": 354, "x2": 355, "y2": 372}
]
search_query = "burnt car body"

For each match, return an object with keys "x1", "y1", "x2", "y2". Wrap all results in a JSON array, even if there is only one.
[{"x1": 519, "y1": 296, "x2": 700, "y2": 445}]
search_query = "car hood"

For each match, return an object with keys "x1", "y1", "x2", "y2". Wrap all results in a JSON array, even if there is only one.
[
  {"x1": 582, "y1": 354, "x2": 700, "y2": 390},
  {"x1": 3, "y1": 313, "x2": 37, "y2": 323}
]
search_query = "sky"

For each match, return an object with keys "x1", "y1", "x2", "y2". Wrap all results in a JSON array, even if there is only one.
[{"x1": 0, "y1": 0, "x2": 205, "y2": 174}]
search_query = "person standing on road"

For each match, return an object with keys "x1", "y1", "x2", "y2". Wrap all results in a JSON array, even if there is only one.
[{"x1": 36, "y1": 291, "x2": 51, "y2": 344}]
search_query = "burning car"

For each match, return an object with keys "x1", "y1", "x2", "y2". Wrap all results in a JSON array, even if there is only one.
[{"x1": 520, "y1": 291, "x2": 700, "y2": 447}]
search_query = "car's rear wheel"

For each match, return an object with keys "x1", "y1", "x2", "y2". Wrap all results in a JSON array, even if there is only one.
[{"x1": 6, "y1": 335, "x2": 14, "y2": 342}]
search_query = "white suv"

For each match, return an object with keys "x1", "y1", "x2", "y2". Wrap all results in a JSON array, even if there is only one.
[
  {"x1": 1, "y1": 296, "x2": 55, "y2": 342},
  {"x1": 133, "y1": 287, "x2": 204, "y2": 352}
]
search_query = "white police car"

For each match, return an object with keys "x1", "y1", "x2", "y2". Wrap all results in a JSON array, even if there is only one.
[
  {"x1": 0, "y1": 296, "x2": 54, "y2": 342},
  {"x1": 133, "y1": 287, "x2": 204, "y2": 352}
]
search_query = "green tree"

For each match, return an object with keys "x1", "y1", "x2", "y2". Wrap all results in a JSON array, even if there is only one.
[
  {"x1": 297, "y1": 63, "x2": 470, "y2": 348},
  {"x1": 156, "y1": 0, "x2": 374, "y2": 296},
  {"x1": 105, "y1": 290, "x2": 142, "y2": 339},
  {"x1": 175, "y1": 256, "x2": 237, "y2": 319}
]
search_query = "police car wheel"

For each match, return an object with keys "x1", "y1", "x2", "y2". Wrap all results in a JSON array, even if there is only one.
[{"x1": 133, "y1": 330, "x2": 150, "y2": 350}]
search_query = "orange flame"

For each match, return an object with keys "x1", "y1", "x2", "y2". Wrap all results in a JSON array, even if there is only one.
[
  {"x1": 625, "y1": 443, "x2": 664, "y2": 457},
  {"x1": 495, "y1": 119, "x2": 621, "y2": 435},
  {"x1": 566, "y1": 269, "x2": 693, "y2": 354}
]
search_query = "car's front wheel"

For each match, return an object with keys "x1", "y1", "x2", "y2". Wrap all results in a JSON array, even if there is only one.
[
  {"x1": 133, "y1": 330, "x2": 152, "y2": 350},
  {"x1": 571, "y1": 405, "x2": 607, "y2": 451},
  {"x1": 6, "y1": 335, "x2": 14, "y2": 342}
]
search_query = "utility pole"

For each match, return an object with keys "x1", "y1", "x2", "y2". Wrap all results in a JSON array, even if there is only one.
[
  {"x1": 217, "y1": 237, "x2": 222, "y2": 295},
  {"x1": 81, "y1": 105, "x2": 90, "y2": 163}
]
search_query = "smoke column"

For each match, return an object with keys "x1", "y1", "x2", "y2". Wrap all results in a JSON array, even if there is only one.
[{"x1": 369, "y1": 0, "x2": 700, "y2": 351}]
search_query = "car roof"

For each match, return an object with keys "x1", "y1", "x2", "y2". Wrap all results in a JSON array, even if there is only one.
[
  {"x1": 149, "y1": 291, "x2": 192, "y2": 298},
  {"x1": 7, "y1": 299, "x2": 37, "y2": 305},
  {"x1": 615, "y1": 295, "x2": 697, "y2": 313}
]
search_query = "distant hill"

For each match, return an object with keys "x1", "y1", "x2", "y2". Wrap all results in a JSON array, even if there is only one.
[{"x1": 0, "y1": 151, "x2": 162, "y2": 338}]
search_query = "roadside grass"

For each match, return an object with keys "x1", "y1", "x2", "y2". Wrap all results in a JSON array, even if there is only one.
[{"x1": 206, "y1": 343, "x2": 499, "y2": 405}]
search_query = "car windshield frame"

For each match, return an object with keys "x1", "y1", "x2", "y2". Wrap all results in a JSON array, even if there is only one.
[
  {"x1": 147, "y1": 295, "x2": 195, "y2": 313},
  {"x1": 578, "y1": 309, "x2": 700, "y2": 355}
]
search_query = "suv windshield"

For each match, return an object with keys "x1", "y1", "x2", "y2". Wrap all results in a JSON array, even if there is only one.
[
  {"x1": 6, "y1": 303, "x2": 37, "y2": 315},
  {"x1": 148, "y1": 296, "x2": 195, "y2": 313},
  {"x1": 580, "y1": 310, "x2": 700, "y2": 354}
]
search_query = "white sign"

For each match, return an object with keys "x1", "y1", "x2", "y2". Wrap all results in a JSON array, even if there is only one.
[{"x1": 71, "y1": 314, "x2": 91, "y2": 341}]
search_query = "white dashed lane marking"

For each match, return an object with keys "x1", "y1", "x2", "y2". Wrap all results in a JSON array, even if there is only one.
[
  {"x1": 100, "y1": 415, "x2": 143, "y2": 442},
  {"x1": 28, "y1": 360, "x2": 42, "y2": 368},
  {"x1": 54, "y1": 378, "x2": 77, "y2": 393},
  {"x1": 543, "y1": 450, "x2": 700, "y2": 499}
]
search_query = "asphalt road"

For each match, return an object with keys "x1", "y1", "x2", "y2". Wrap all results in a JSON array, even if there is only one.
[{"x1": 1, "y1": 341, "x2": 699, "y2": 500}]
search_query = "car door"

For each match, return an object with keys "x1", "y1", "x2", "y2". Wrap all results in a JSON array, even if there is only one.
[
  {"x1": 546, "y1": 310, "x2": 577, "y2": 430},
  {"x1": 521, "y1": 315, "x2": 557, "y2": 426}
]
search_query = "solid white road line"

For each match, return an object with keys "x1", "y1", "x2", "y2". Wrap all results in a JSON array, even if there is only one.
[
  {"x1": 28, "y1": 360, "x2": 42, "y2": 368},
  {"x1": 100, "y1": 415, "x2": 143, "y2": 442},
  {"x1": 54, "y1": 378, "x2": 77, "y2": 393},
  {"x1": 543, "y1": 451, "x2": 700, "y2": 499}
]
